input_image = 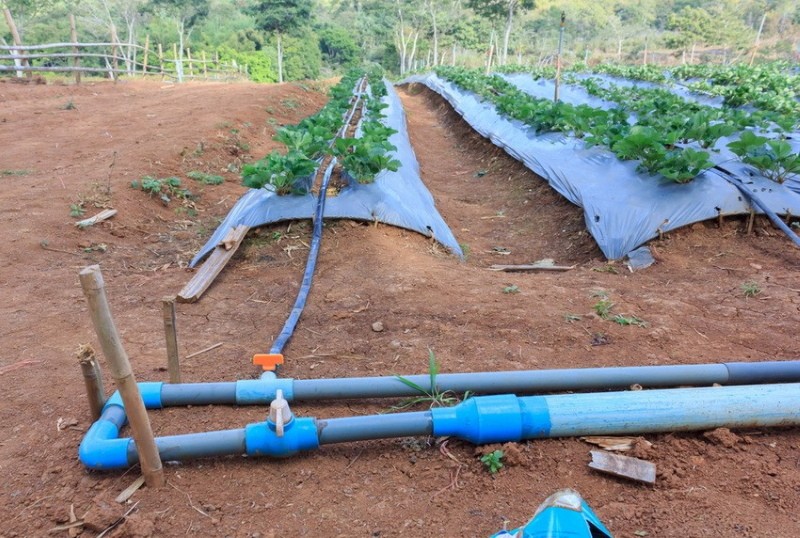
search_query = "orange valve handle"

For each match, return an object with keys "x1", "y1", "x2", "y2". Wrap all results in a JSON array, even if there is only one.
[{"x1": 253, "y1": 353, "x2": 284, "y2": 371}]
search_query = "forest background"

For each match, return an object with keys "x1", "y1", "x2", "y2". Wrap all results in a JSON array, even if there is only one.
[{"x1": 2, "y1": 0, "x2": 799, "y2": 83}]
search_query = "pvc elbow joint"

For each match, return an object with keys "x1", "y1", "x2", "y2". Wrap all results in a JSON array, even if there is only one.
[{"x1": 79, "y1": 419, "x2": 132, "y2": 470}]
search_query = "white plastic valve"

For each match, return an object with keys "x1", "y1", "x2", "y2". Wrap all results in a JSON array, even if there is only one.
[{"x1": 269, "y1": 389, "x2": 292, "y2": 437}]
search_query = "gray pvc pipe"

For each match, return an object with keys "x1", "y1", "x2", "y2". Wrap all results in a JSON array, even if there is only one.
[
  {"x1": 127, "y1": 428, "x2": 247, "y2": 463},
  {"x1": 161, "y1": 382, "x2": 237, "y2": 406},
  {"x1": 317, "y1": 411, "x2": 433, "y2": 444},
  {"x1": 292, "y1": 361, "x2": 800, "y2": 400}
]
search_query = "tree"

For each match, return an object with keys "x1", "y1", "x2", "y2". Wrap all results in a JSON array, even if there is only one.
[
  {"x1": 466, "y1": 0, "x2": 534, "y2": 65},
  {"x1": 318, "y1": 25, "x2": 360, "y2": 67},
  {"x1": 666, "y1": 5, "x2": 753, "y2": 54},
  {"x1": 249, "y1": 0, "x2": 313, "y2": 83},
  {"x1": 150, "y1": 0, "x2": 209, "y2": 81}
]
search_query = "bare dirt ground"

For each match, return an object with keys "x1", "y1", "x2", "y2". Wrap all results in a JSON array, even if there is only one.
[{"x1": 1, "y1": 77, "x2": 799, "y2": 538}]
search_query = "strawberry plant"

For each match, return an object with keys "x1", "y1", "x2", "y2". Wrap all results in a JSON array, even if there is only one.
[
  {"x1": 438, "y1": 66, "x2": 718, "y2": 184},
  {"x1": 243, "y1": 67, "x2": 398, "y2": 194},
  {"x1": 242, "y1": 150, "x2": 316, "y2": 193},
  {"x1": 727, "y1": 131, "x2": 800, "y2": 184}
]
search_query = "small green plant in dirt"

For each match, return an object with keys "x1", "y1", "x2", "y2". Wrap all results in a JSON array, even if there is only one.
[
  {"x1": 564, "y1": 313, "x2": 582, "y2": 323},
  {"x1": 741, "y1": 281, "x2": 761, "y2": 298},
  {"x1": 69, "y1": 203, "x2": 86, "y2": 218},
  {"x1": 130, "y1": 176, "x2": 192, "y2": 205},
  {"x1": 480, "y1": 450, "x2": 505, "y2": 474},
  {"x1": 392, "y1": 350, "x2": 467, "y2": 410},
  {"x1": 187, "y1": 171, "x2": 224, "y2": 185},
  {"x1": 281, "y1": 98, "x2": 300, "y2": 109},
  {"x1": 611, "y1": 314, "x2": 647, "y2": 327},
  {"x1": 61, "y1": 100, "x2": 77, "y2": 110},
  {"x1": 459, "y1": 243, "x2": 471, "y2": 258},
  {"x1": 503, "y1": 284, "x2": 520, "y2": 294},
  {"x1": 1, "y1": 169, "x2": 31, "y2": 176},
  {"x1": 593, "y1": 264, "x2": 618, "y2": 274},
  {"x1": 593, "y1": 298, "x2": 614, "y2": 319}
]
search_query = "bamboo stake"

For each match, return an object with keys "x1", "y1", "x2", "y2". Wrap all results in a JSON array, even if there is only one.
[
  {"x1": 162, "y1": 296, "x2": 181, "y2": 384},
  {"x1": 69, "y1": 14, "x2": 81, "y2": 84},
  {"x1": 77, "y1": 344, "x2": 105, "y2": 421},
  {"x1": 746, "y1": 209, "x2": 755, "y2": 235},
  {"x1": 142, "y1": 35, "x2": 150, "y2": 75},
  {"x1": 79, "y1": 265, "x2": 164, "y2": 488}
]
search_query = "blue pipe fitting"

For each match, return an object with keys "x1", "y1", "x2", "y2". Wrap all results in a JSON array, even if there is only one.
[
  {"x1": 79, "y1": 418, "x2": 133, "y2": 469},
  {"x1": 432, "y1": 395, "x2": 519, "y2": 444},
  {"x1": 245, "y1": 417, "x2": 319, "y2": 458},
  {"x1": 235, "y1": 378, "x2": 294, "y2": 405},
  {"x1": 432, "y1": 394, "x2": 553, "y2": 444},
  {"x1": 102, "y1": 382, "x2": 164, "y2": 413}
]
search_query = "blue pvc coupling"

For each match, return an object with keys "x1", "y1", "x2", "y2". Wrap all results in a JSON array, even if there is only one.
[
  {"x1": 236, "y1": 377, "x2": 294, "y2": 405},
  {"x1": 245, "y1": 417, "x2": 319, "y2": 458},
  {"x1": 431, "y1": 394, "x2": 552, "y2": 444},
  {"x1": 79, "y1": 419, "x2": 132, "y2": 469}
]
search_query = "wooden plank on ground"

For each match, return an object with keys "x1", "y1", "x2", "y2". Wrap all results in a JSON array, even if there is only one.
[
  {"x1": 177, "y1": 225, "x2": 249, "y2": 303},
  {"x1": 488, "y1": 263, "x2": 575, "y2": 272},
  {"x1": 76, "y1": 209, "x2": 117, "y2": 228},
  {"x1": 588, "y1": 450, "x2": 656, "y2": 484}
]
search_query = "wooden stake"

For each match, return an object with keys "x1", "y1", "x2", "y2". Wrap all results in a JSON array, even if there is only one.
[
  {"x1": 162, "y1": 296, "x2": 181, "y2": 384},
  {"x1": 747, "y1": 208, "x2": 755, "y2": 235},
  {"x1": 77, "y1": 344, "x2": 106, "y2": 421},
  {"x1": 69, "y1": 14, "x2": 81, "y2": 84},
  {"x1": 109, "y1": 23, "x2": 119, "y2": 81},
  {"x1": 79, "y1": 265, "x2": 164, "y2": 488},
  {"x1": 201, "y1": 50, "x2": 207, "y2": 77},
  {"x1": 142, "y1": 35, "x2": 150, "y2": 75},
  {"x1": 157, "y1": 43, "x2": 164, "y2": 78},
  {"x1": 187, "y1": 48, "x2": 194, "y2": 77},
  {"x1": 3, "y1": 8, "x2": 30, "y2": 78}
]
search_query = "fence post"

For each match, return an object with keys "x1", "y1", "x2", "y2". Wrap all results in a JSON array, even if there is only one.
[
  {"x1": 187, "y1": 48, "x2": 194, "y2": 78},
  {"x1": 69, "y1": 14, "x2": 81, "y2": 84},
  {"x1": 142, "y1": 35, "x2": 150, "y2": 76},
  {"x1": 172, "y1": 43, "x2": 179, "y2": 81},
  {"x1": 201, "y1": 50, "x2": 207, "y2": 78},
  {"x1": 158, "y1": 43, "x2": 164, "y2": 79},
  {"x1": 3, "y1": 8, "x2": 30, "y2": 78},
  {"x1": 109, "y1": 23, "x2": 119, "y2": 81}
]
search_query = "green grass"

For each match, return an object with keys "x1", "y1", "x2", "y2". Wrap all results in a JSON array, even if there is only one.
[
  {"x1": 391, "y1": 350, "x2": 467, "y2": 410},
  {"x1": 187, "y1": 171, "x2": 224, "y2": 185},
  {"x1": 593, "y1": 298, "x2": 614, "y2": 319},
  {"x1": 503, "y1": 284, "x2": 520, "y2": 294},
  {"x1": 741, "y1": 281, "x2": 761, "y2": 298},
  {"x1": 1, "y1": 169, "x2": 31, "y2": 176}
]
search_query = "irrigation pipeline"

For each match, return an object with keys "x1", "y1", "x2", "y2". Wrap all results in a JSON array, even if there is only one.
[
  {"x1": 267, "y1": 76, "x2": 371, "y2": 360},
  {"x1": 79, "y1": 359, "x2": 800, "y2": 469}
]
